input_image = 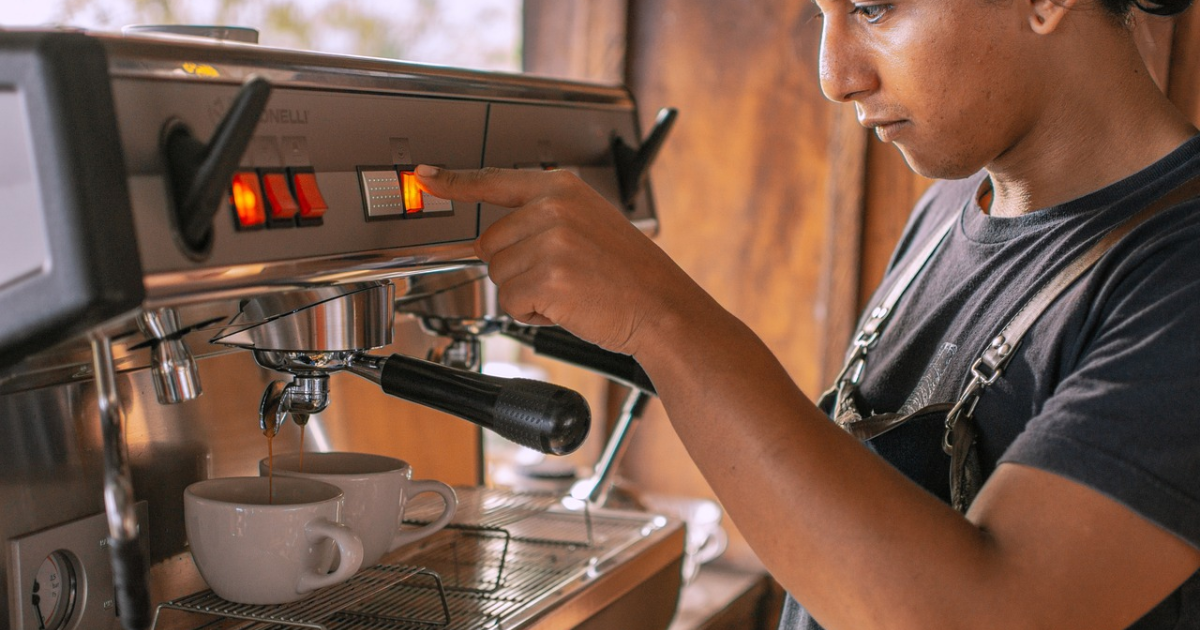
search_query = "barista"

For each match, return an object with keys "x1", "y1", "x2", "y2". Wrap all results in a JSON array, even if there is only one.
[{"x1": 416, "y1": 0, "x2": 1200, "y2": 628}]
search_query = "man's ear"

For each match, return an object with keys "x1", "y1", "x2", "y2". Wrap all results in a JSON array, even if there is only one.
[{"x1": 1028, "y1": 0, "x2": 1076, "y2": 34}]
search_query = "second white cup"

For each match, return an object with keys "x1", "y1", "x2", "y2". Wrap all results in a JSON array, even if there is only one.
[{"x1": 261, "y1": 452, "x2": 458, "y2": 568}]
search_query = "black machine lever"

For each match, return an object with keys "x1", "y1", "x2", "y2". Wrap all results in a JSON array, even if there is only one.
[
  {"x1": 163, "y1": 76, "x2": 272, "y2": 252},
  {"x1": 348, "y1": 353, "x2": 591, "y2": 456},
  {"x1": 612, "y1": 107, "x2": 678, "y2": 210},
  {"x1": 501, "y1": 323, "x2": 656, "y2": 395}
]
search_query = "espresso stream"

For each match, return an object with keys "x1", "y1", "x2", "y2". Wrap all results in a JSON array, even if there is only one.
[
  {"x1": 264, "y1": 424, "x2": 306, "y2": 504},
  {"x1": 265, "y1": 428, "x2": 274, "y2": 503}
]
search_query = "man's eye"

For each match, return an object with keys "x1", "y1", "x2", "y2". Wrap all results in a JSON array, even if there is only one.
[
  {"x1": 851, "y1": 4, "x2": 892, "y2": 22},
  {"x1": 806, "y1": 2, "x2": 824, "y2": 24}
]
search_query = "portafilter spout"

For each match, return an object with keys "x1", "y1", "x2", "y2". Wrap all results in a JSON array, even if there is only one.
[{"x1": 211, "y1": 281, "x2": 591, "y2": 455}]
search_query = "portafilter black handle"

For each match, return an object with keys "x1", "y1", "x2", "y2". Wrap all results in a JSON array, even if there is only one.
[
  {"x1": 502, "y1": 323, "x2": 656, "y2": 395},
  {"x1": 348, "y1": 353, "x2": 591, "y2": 455}
]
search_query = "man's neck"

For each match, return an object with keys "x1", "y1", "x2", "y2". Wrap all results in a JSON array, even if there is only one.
[{"x1": 984, "y1": 40, "x2": 1197, "y2": 218}]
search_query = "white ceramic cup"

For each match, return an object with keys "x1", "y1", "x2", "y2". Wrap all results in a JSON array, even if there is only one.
[
  {"x1": 260, "y1": 452, "x2": 458, "y2": 568},
  {"x1": 643, "y1": 494, "x2": 729, "y2": 584},
  {"x1": 184, "y1": 476, "x2": 365, "y2": 605}
]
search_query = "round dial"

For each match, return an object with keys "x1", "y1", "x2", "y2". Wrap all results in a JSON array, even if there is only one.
[{"x1": 32, "y1": 551, "x2": 76, "y2": 630}]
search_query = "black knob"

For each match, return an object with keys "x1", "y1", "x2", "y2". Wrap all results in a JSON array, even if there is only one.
[
  {"x1": 163, "y1": 76, "x2": 272, "y2": 253},
  {"x1": 612, "y1": 107, "x2": 678, "y2": 210}
]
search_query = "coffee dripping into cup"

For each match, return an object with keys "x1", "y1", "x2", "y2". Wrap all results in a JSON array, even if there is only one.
[
  {"x1": 184, "y1": 476, "x2": 365, "y2": 605},
  {"x1": 211, "y1": 280, "x2": 593, "y2": 457}
]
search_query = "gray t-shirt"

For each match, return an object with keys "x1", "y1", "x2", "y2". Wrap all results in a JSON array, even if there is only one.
[{"x1": 781, "y1": 135, "x2": 1200, "y2": 629}]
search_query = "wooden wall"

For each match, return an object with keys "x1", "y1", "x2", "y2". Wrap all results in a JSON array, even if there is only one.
[
  {"x1": 529, "y1": 0, "x2": 844, "y2": 570},
  {"x1": 524, "y1": 1, "x2": 1200, "y2": 574}
]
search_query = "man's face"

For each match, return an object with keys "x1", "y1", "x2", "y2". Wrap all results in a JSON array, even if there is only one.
[{"x1": 814, "y1": 0, "x2": 1039, "y2": 179}]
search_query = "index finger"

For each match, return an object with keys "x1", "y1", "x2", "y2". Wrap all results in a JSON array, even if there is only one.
[{"x1": 415, "y1": 165, "x2": 554, "y2": 209}]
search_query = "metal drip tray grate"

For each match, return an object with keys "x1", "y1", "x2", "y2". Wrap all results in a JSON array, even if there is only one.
[
  {"x1": 152, "y1": 566, "x2": 446, "y2": 629},
  {"x1": 405, "y1": 488, "x2": 602, "y2": 544},
  {"x1": 154, "y1": 488, "x2": 681, "y2": 630}
]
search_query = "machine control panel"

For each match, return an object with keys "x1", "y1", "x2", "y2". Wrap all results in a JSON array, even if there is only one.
[
  {"x1": 114, "y1": 81, "x2": 487, "y2": 275},
  {"x1": 112, "y1": 76, "x2": 654, "y2": 287},
  {"x1": 0, "y1": 30, "x2": 660, "y2": 311}
]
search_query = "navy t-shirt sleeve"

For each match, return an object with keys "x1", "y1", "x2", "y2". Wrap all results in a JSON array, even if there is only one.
[{"x1": 1000, "y1": 208, "x2": 1200, "y2": 550}]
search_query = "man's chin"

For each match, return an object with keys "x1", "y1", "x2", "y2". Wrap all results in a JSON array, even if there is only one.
[{"x1": 895, "y1": 145, "x2": 985, "y2": 181}]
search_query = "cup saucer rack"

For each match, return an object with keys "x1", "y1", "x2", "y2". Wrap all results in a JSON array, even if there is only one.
[
  {"x1": 149, "y1": 487, "x2": 670, "y2": 630},
  {"x1": 150, "y1": 565, "x2": 451, "y2": 630}
]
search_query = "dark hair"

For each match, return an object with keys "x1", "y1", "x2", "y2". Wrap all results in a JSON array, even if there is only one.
[{"x1": 1101, "y1": 0, "x2": 1193, "y2": 16}]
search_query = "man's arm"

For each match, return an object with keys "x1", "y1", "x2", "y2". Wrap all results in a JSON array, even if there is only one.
[
  {"x1": 640, "y1": 305, "x2": 1199, "y2": 630},
  {"x1": 416, "y1": 165, "x2": 1200, "y2": 630}
]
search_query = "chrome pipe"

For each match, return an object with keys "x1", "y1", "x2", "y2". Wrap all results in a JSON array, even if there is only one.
[
  {"x1": 91, "y1": 333, "x2": 151, "y2": 630},
  {"x1": 570, "y1": 389, "x2": 652, "y2": 506}
]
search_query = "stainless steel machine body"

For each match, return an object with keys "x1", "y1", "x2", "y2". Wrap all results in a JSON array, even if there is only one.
[{"x1": 0, "y1": 28, "x2": 681, "y2": 630}]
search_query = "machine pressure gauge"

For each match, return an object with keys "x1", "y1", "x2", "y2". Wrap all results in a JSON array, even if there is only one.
[{"x1": 31, "y1": 550, "x2": 77, "y2": 630}]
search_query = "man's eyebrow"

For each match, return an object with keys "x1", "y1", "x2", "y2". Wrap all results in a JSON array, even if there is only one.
[{"x1": 808, "y1": 0, "x2": 831, "y2": 16}]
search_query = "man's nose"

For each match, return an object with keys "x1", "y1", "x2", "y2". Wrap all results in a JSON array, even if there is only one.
[{"x1": 818, "y1": 23, "x2": 877, "y2": 103}]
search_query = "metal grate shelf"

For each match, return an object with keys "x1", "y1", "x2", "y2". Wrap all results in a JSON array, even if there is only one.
[
  {"x1": 151, "y1": 566, "x2": 446, "y2": 629},
  {"x1": 153, "y1": 488, "x2": 671, "y2": 630}
]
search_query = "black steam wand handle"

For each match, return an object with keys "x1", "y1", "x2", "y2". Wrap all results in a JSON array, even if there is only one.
[
  {"x1": 348, "y1": 353, "x2": 591, "y2": 456},
  {"x1": 612, "y1": 106, "x2": 678, "y2": 209},
  {"x1": 164, "y1": 76, "x2": 272, "y2": 251},
  {"x1": 501, "y1": 323, "x2": 656, "y2": 395},
  {"x1": 109, "y1": 537, "x2": 151, "y2": 630},
  {"x1": 90, "y1": 334, "x2": 151, "y2": 630}
]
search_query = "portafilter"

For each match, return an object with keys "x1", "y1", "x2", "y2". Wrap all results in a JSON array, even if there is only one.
[{"x1": 211, "y1": 280, "x2": 590, "y2": 456}]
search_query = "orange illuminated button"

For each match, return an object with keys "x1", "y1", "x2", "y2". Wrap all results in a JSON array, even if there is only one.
[
  {"x1": 230, "y1": 171, "x2": 266, "y2": 229},
  {"x1": 400, "y1": 171, "x2": 424, "y2": 214},
  {"x1": 260, "y1": 171, "x2": 299, "y2": 223},
  {"x1": 291, "y1": 170, "x2": 328, "y2": 220},
  {"x1": 398, "y1": 168, "x2": 453, "y2": 214}
]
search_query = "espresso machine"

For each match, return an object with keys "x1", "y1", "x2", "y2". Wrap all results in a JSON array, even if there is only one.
[{"x1": 0, "y1": 28, "x2": 683, "y2": 630}]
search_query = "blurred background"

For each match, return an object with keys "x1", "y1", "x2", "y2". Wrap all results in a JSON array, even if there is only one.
[{"x1": 0, "y1": 0, "x2": 522, "y2": 70}]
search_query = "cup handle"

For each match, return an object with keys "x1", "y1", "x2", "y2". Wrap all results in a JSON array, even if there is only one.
[
  {"x1": 391, "y1": 481, "x2": 458, "y2": 550},
  {"x1": 297, "y1": 518, "x2": 364, "y2": 594},
  {"x1": 693, "y1": 526, "x2": 729, "y2": 564}
]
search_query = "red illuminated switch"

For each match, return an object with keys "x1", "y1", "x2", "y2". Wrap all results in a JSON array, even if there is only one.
[
  {"x1": 260, "y1": 171, "x2": 299, "y2": 225},
  {"x1": 230, "y1": 171, "x2": 266, "y2": 230},
  {"x1": 290, "y1": 168, "x2": 328, "y2": 223},
  {"x1": 397, "y1": 166, "x2": 453, "y2": 215},
  {"x1": 400, "y1": 171, "x2": 424, "y2": 213}
]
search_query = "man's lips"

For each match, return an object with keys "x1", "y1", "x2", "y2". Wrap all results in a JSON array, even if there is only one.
[{"x1": 859, "y1": 118, "x2": 909, "y2": 142}]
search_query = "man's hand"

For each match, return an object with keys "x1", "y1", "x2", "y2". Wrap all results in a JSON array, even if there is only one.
[{"x1": 416, "y1": 165, "x2": 712, "y2": 356}]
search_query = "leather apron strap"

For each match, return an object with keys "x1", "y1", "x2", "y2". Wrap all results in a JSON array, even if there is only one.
[{"x1": 945, "y1": 172, "x2": 1200, "y2": 511}]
